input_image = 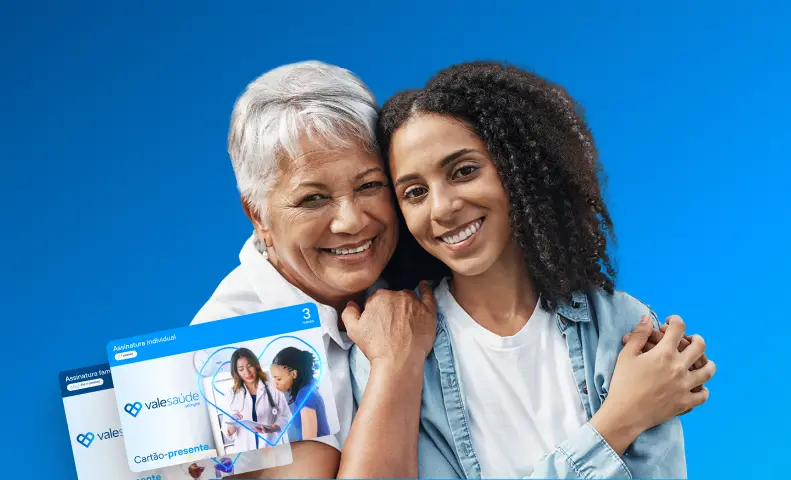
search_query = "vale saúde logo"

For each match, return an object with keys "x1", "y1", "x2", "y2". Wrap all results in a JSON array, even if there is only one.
[
  {"x1": 124, "y1": 392, "x2": 201, "y2": 418},
  {"x1": 76, "y1": 428, "x2": 123, "y2": 448}
]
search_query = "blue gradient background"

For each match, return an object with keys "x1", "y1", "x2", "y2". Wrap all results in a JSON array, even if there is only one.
[{"x1": 1, "y1": 1, "x2": 786, "y2": 477}]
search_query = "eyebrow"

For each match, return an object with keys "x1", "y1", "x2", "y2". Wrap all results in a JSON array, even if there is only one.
[
  {"x1": 355, "y1": 166, "x2": 384, "y2": 180},
  {"x1": 295, "y1": 182, "x2": 326, "y2": 190},
  {"x1": 394, "y1": 148, "x2": 478, "y2": 186},
  {"x1": 295, "y1": 167, "x2": 385, "y2": 190}
]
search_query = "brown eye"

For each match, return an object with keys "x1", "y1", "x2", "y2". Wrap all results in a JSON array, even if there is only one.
[
  {"x1": 298, "y1": 194, "x2": 329, "y2": 207},
  {"x1": 358, "y1": 181, "x2": 385, "y2": 191},
  {"x1": 403, "y1": 185, "x2": 427, "y2": 200},
  {"x1": 452, "y1": 164, "x2": 479, "y2": 180},
  {"x1": 357, "y1": 181, "x2": 386, "y2": 195}
]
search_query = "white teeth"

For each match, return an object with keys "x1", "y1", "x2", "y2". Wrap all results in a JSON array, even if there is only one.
[
  {"x1": 441, "y1": 220, "x2": 482, "y2": 245},
  {"x1": 329, "y1": 240, "x2": 373, "y2": 255}
]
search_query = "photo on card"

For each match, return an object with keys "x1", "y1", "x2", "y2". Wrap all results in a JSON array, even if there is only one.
[
  {"x1": 107, "y1": 303, "x2": 338, "y2": 471},
  {"x1": 198, "y1": 332, "x2": 340, "y2": 456}
]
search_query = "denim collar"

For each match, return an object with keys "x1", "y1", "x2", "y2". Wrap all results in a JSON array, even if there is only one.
[{"x1": 555, "y1": 290, "x2": 592, "y2": 323}]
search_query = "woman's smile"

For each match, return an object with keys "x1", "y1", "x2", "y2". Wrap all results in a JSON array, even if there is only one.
[
  {"x1": 319, "y1": 235, "x2": 377, "y2": 264},
  {"x1": 437, "y1": 218, "x2": 484, "y2": 252}
]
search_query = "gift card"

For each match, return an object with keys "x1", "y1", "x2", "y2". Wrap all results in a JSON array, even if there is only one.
[
  {"x1": 107, "y1": 303, "x2": 339, "y2": 472},
  {"x1": 60, "y1": 363, "x2": 292, "y2": 479}
]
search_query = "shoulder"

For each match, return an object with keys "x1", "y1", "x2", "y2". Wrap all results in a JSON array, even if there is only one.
[
  {"x1": 191, "y1": 265, "x2": 264, "y2": 325},
  {"x1": 300, "y1": 384, "x2": 323, "y2": 404},
  {"x1": 585, "y1": 288, "x2": 661, "y2": 335}
]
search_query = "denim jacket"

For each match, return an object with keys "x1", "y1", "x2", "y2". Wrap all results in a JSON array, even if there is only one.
[{"x1": 349, "y1": 286, "x2": 687, "y2": 479}]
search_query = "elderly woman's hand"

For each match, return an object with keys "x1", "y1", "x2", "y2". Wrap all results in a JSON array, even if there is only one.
[{"x1": 342, "y1": 280, "x2": 437, "y2": 366}]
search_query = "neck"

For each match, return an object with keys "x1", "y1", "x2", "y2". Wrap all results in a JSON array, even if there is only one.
[
  {"x1": 268, "y1": 256, "x2": 365, "y2": 322},
  {"x1": 450, "y1": 241, "x2": 539, "y2": 336},
  {"x1": 245, "y1": 380, "x2": 258, "y2": 394}
]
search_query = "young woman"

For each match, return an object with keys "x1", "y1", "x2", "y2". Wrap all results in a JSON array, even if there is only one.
[
  {"x1": 270, "y1": 346, "x2": 331, "y2": 441},
  {"x1": 347, "y1": 61, "x2": 715, "y2": 479},
  {"x1": 226, "y1": 347, "x2": 291, "y2": 451}
]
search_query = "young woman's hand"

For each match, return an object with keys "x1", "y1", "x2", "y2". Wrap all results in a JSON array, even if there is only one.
[
  {"x1": 342, "y1": 280, "x2": 437, "y2": 367},
  {"x1": 590, "y1": 315, "x2": 716, "y2": 455}
]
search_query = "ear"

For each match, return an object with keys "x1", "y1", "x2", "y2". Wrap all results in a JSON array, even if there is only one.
[
  {"x1": 291, "y1": 370, "x2": 298, "y2": 379},
  {"x1": 241, "y1": 196, "x2": 272, "y2": 248}
]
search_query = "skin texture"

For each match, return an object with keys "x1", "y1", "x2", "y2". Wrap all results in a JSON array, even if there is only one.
[
  {"x1": 301, "y1": 408, "x2": 319, "y2": 439},
  {"x1": 244, "y1": 136, "x2": 398, "y2": 312},
  {"x1": 229, "y1": 441, "x2": 341, "y2": 479}
]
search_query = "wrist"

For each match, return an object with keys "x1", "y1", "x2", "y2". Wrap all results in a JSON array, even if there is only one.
[
  {"x1": 589, "y1": 404, "x2": 644, "y2": 456},
  {"x1": 370, "y1": 352, "x2": 426, "y2": 376}
]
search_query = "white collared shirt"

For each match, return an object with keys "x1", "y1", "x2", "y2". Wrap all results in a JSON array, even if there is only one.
[{"x1": 191, "y1": 234, "x2": 354, "y2": 451}]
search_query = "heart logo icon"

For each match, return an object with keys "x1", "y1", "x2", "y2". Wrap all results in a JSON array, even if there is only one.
[
  {"x1": 76, "y1": 432, "x2": 94, "y2": 448},
  {"x1": 197, "y1": 335, "x2": 324, "y2": 447},
  {"x1": 124, "y1": 401, "x2": 142, "y2": 417}
]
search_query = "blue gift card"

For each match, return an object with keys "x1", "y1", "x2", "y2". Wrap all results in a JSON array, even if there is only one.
[{"x1": 107, "y1": 303, "x2": 339, "y2": 472}]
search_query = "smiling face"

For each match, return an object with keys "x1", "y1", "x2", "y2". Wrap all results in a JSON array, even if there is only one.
[
  {"x1": 249, "y1": 136, "x2": 398, "y2": 305},
  {"x1": 388, "y1": 114, "x2": 515, "y2": 277}
]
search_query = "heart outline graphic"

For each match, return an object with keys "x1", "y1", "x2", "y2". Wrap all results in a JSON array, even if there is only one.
[
  {"x1": 76, "y1": 432, "x2": 94, "y2": 448},
  {"x1": 197, "y1": 335, "x2": 324, "y2": 447},
  {"x1": 124, "y1": 401, "x2": 142, "y2": 417}
]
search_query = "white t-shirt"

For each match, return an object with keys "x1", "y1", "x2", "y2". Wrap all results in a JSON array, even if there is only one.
[
  {"x1": 191, "y1": 234, "x2": 355, "y2": 452},
  {"x1": 435, "y1": 278, "x2": 588, "y2": 478}
]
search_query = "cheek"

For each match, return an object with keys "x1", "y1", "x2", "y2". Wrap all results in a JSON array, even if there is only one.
[
  {"x1": 365, "y1": 195, "x2": 398, "y2": 239},
  {"x1": 401, "y1": 204, "x2": 433, "y2": 242},
  {"x1": 272, "y1": 214, "x2": 330, "y2": 253}
]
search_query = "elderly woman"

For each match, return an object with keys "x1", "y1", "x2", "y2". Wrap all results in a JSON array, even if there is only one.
[{"x1": 190, "y1": 61, "x2": 437, "y2": 478}]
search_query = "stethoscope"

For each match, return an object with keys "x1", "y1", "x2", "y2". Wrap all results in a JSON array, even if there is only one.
[{"x1": 247, "y1": 378, "x2": 278, "y2": 417}]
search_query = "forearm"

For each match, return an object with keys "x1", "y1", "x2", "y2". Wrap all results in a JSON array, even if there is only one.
[
  {"x1": 338, "y1": 355, "x2": 425, "y2": 478},
  {"x1": 302, "y1": 409, "x2": 318, "y2": 439},
  {"x1": 229, "y1": 441, "x2": 340, "y2": 478}
]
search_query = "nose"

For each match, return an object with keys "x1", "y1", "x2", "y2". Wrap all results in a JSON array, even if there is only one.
[
  {"x1": 330, "y1": 197, "x2": 366, "y2": 235},
  {"x1": 429, "y1": 184, "x2": 463, "y2": 224}
]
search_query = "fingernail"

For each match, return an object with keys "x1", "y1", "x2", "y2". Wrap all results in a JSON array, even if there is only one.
[{"x1": 640, "y1": 315, "x2": 650, "y2": 324}]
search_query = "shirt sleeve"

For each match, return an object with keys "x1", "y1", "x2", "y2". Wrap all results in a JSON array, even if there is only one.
[
  {"x1": 297, "y1": 387, "x2": 321, "y2": 411},
  {"x1": 525, "y1": 422, "x2": 632, "y2": 479}
]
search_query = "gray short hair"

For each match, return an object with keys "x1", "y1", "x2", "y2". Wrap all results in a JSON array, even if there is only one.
[{"x1": 228, "y1": 61, "x2": 379, "y2": 220}]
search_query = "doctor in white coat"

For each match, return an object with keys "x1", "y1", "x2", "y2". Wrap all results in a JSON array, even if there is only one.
[{"x1": 225, "y1": 347, "x2": 291, "y2": 452}]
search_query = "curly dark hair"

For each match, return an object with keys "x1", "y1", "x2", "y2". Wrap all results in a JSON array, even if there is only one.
[
  {"x1": 271, "y1": 347, "x2": 317, "y2": 403},
  {"x1": 379, "y1": 61, "x2": 617, "y2": 311}
]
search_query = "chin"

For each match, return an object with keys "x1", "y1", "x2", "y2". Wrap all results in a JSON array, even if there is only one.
[
  {"x1": 445, "y1": 257, "x2": 494, "y2": 278},
  {"x1": 330, "y1": 271, "x2": 381, "y2": 294}
]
